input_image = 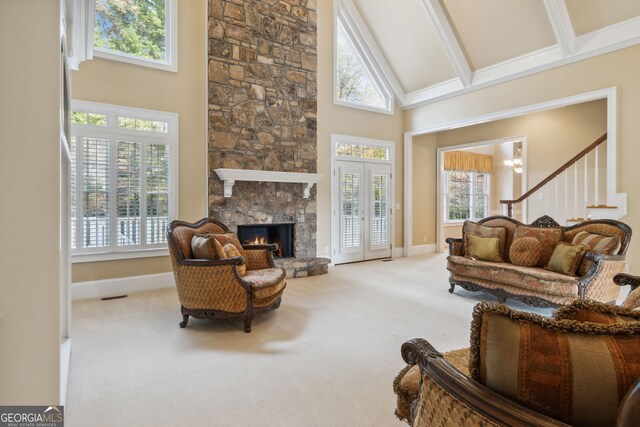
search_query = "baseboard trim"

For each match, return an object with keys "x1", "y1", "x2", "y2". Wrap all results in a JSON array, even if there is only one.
[
  {"x1": 60, "y1": 338, "x2": 71, "y2": 406},
  {"x1": 392, "y1": 247, "x2": 404, "y2": 258},
  {"x1": 409, "y1": 244, "x2": 437, "y2": 257},
  {"x1": 72, "y1": 272, "x2": 174, "y2": 300}
]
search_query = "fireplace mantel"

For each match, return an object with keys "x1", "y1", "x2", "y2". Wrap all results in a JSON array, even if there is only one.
[{"x1": 214, "y1": 168, "x2": 323, "y2": 198}]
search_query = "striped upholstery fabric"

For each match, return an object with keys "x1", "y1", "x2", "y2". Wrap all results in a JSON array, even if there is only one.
[
  {"x1": 571, "y1": 231, "x2": 621, "y2": 276},
  {"x1": 469, "y1": 303, "x2": 640, "y2": 426}
]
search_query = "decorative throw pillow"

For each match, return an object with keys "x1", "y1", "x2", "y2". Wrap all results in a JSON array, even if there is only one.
[
  {"x1": 221, "y1": 243, "x2": 246, "y2": 276},
  {"x1": 462, "y1": 221, "x2": 507, "y2": 260},
  {"x1": 554, "y1": 299, "x2": 640, "y2": 324},
  {"x1": 546, "y1": 242, "x2": 587, "y2": 275},
  {"x1": 469, "y1": 302, "x2": 640, "y2": 426},
  {"x1": 512, "y1": 225, "x2": 563, "y2": 268},
  {"x1": 508, "y1": 237, "x2": 541, "y2": 267},
  {"x1": 213, "y1": 233, "x2": 247, "y2": 258},
  {"x1": 624, "y1": 287, "x2": 640, "y2": 311},
  {"x1": 191, "y1": 234, "x2": 224, "y2": 259},
  {"x1": 571, "y1": 231, "x2": 621, "y2": 276},
  {"x1": 466, "y1": 234, "x2": 503, "y2": 262}
]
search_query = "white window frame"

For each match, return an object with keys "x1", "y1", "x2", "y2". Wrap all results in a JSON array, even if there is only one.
[
  {"x1": 443, "y1": 170, "x2": 491, "y2": 224},
  {"x1": 92, "y1": 0, "x2": 178, "y2": 72},
  {"x1": 71, "y1": 100, "x2": 179, "y2": 263},
  {"x1": 333, "y1": 1, "x2": 393, "y2": 115}
]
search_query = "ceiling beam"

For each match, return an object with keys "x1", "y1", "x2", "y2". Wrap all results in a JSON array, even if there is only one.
[
  {"x1": 543, "y1": 0, "x2": 575, "y2": 56},
  {"x1": 421, "y1": 0, "x2": 473, "y2": 87}
]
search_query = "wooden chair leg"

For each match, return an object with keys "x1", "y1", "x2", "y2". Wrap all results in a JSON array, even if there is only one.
[
  {"x1": 179, "y1": 314, "x2": 189, "y2": 328},
  {"x1": 243, "y1": 316, "x2": 253, "y2": 333}
]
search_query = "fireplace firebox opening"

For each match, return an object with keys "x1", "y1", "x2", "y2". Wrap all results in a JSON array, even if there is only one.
[{"x1": 237, "y1": 223, "x2": 294, "y2": 258}]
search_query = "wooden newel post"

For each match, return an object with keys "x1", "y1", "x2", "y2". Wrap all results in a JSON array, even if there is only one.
[{"x1": 507, "y1": 203, "x2": 513, "y2": 218}]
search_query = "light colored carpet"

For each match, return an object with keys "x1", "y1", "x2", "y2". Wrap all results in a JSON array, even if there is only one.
[{"x1": 66, "y1": 253, "x2": 559, "y2": 426}]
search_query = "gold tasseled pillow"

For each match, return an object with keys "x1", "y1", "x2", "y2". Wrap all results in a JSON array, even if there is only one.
[
  {"x1": 571, "y1": 231, "x2": 621, "y2": 276},
  {"x1": 469, "y1": 302, "x2": 640, "y2": 427},
  {"x1": 554, "y1": 299, "x2": 640, "y2": 323}
]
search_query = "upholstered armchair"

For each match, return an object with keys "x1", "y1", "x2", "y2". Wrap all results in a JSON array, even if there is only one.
[
  {"x1": 167, "y1": 218, "x2": 286, "y2": 332},
  {"x1": 394, "y1": 300, "x2": 640, "y2": 426}
]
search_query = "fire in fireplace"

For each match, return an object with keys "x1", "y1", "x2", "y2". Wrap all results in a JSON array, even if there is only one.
[{"x1": 236, "y1": 223, "x2": 294, "y2": 258}]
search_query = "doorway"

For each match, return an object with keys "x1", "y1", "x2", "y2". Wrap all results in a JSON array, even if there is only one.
[{"x1": 331, "y1": 135, "x2": 394, "y2": 264}]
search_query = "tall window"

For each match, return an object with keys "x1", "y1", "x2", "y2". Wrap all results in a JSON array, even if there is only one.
[
  {"x1": 93, "y1": 0, "x2": 178, "y2": 71},
  {"x1": 335, "y1": 11, "x2": 392, "y2": 114},
  {"x1": 445, "y1": 171, "x2": 490, "y2": 222},
  {"x1": 70, "y1": 101, "x2": 178, "y2": 261}
]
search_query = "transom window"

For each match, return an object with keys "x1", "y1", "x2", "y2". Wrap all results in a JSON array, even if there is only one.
[
  {"x1": 336, "y1": 143, "x2": 389, "y2": 161},
  {"x1": 70, "y1": 101, "x2": 178, "y2": 262},
  {"x1": 445, "y1": 170, "x2": 490, "y2": 222},
  {"x1": 334, "y1": 9, "x2": 392, "y2": 114},
  {"x1": 93, "y1": 0, "x2": 178, "y2": 72}
]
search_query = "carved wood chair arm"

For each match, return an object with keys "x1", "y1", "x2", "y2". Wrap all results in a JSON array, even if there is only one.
[{"x1": 613, "y1": 273, "x2": 640, "y2": 292}]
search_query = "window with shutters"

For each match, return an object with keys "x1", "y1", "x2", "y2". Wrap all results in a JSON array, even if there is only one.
[{"x1": 70, "y1": 101, "x2": 178, "y2": 262}]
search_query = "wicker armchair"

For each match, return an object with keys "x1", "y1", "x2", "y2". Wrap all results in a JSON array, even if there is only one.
[{"x1": 167, "y1": 218, "x2": 286, "y2": 332}]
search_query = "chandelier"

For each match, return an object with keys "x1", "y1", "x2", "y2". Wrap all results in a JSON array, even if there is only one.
[{"x1": 504, "y1": 148, "x2": 523, "y2": 174}]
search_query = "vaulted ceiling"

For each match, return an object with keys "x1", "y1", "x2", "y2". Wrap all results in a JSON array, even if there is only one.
[{"x1": 341, "y1": 0, "x2": 640, "y2": 108}]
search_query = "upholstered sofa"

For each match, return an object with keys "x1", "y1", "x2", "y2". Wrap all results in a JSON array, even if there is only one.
[
  {"x1": 394, "y1": 296, "x2": 640, "y2": 426},
  {"x1": 446, "y1": 215, "x2": 632, "y2": 307}
]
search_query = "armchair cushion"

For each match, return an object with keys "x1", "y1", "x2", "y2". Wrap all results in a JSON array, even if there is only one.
[
  {"x1": 469, "y1": 302, "x2": 640, "y2": 426},
  {"x1": 571, "y1": 231, "x2": 621, "y2": 276},
  {"x1": 243, "y1": 268, "x2": 286, "y2": 299}
]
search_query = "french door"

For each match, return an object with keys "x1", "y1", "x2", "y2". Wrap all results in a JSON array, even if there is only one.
[{"x1": 333, "y1": 160, "x2": 392, "y2": 264}]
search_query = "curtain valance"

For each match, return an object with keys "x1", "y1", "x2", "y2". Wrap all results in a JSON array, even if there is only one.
[{"x1": 444, "y1": 151, "x2": 493, "y2": 173}]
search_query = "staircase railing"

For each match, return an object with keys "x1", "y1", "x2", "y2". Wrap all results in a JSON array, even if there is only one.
[{"x1": 500, "y1": 132, "x2": 608, "y2": 218}]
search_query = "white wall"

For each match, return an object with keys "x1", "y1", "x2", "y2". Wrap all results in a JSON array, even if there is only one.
[{"x1": 0, "y1": 0, "x2": 62, "y2": 404}]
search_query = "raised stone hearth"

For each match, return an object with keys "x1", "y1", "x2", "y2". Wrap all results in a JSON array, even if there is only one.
[
  {"x1": 275, "y1": 257, "x2": 329, "y2": 279},
  {"x1": 208, "y1": 0, "x2": 319, "y2": 260}
]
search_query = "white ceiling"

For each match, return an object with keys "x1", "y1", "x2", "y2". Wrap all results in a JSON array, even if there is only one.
[{"x1": 341, "y1": 0, "x2": 640, "y2": 108}]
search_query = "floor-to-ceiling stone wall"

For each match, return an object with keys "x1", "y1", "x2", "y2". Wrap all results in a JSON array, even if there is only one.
[{"x1": 208, "y1": 0, "x2": 318, "y2": 258}]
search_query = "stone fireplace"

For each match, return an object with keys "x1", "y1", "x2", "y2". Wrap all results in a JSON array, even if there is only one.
[{"x1": 207, "y1": 0, "x2": 326, "y2": 276}]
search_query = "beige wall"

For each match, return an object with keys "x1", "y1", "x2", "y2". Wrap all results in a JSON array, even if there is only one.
[
  {"x1": 0, "y1": 0, "x2": 62, "y2": 403},
  {"x1": 411, "y1": 133, "x2": 437, "y2": 246},
  {"x1": 70, "y1": 0, "x2": 207, "y2": 282},
  {"x1": 317, "y1": 0, "x2": 405, "y2": 256},
  {"x1": 406, "y1": 44, "x2": 640, "y2": 269},
  {"x1": 410, "y1": 99, "x2": 606, "y2": 248}
]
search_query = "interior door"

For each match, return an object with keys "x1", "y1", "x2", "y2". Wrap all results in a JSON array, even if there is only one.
[{"x1": 334, "y1": 161, "x2": 392, "y2": 264}]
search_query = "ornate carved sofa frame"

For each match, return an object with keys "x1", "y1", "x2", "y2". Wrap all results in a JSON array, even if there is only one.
[{"x1": 446, "y1": 215, "x2": 632, "y2": 307}]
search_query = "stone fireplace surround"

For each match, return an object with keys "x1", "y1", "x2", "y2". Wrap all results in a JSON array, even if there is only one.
[{"x1": 207, "y1": 1, "x2": 327, "y2": 277}]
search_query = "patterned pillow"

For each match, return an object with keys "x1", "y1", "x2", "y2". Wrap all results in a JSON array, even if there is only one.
[
  {"x1": 221, "y1": 243, "x2": 246, "y2": 276},
  {"x1": 469, "y1": 302, "x2": 640, "y2": 426},
  {"x1": 513, "y1": 225, "x2": 563, "y2": 268},
  {"x1": 572, "y1": 231, "x2": 621, "y2": 276},
  {"x1": 462, "y1": 221, "x2": 507, "y2": 261},
  {"x1": 554, "y1": 299, "x2": 640, "y2": 323},
  {"x1": 509, "y1": 237, "x2": 541, "y2": 267},
  {"x1": 213, "y1": 233, "x2": 247, "y2": 258},
  {"x1": 191, "y1": 234, "x2": 224, "y2": 259},
  {"x1": 546, "y1": 242, "x2": 587, "y2": 276}
]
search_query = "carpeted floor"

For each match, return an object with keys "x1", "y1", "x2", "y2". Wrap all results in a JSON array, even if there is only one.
[{"x1": 66, "y1": 253, "x2": 558, "y2": 426}]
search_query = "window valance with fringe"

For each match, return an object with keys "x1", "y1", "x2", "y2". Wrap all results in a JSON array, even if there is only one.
[{"x1": 444, "y1": 151, "x2": 493, "y2": 173}]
